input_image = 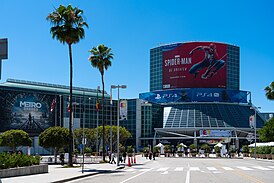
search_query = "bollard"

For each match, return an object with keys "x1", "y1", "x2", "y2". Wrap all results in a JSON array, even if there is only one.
[
  {"x1": 128, "y1": 157, "x2": 132, "y2": 167},
  {"x1": 134, "y1": 156, "x2": 136, "y2": 164}
]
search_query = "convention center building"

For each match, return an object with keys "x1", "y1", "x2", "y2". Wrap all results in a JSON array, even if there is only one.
[{"x1": 139, "y1": 41, "x2": 268, "y2": 150}]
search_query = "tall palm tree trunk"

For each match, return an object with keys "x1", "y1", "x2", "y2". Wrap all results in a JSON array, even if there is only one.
[
  {"x1": 101, "y1": 74, "x2": 106, "y2": 162},
  {"x1": 68, "y1": 43, "x2": 73, "y2": 166}
]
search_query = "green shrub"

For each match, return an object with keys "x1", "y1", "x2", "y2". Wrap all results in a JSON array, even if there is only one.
[
  {"x1": 189, "y1": 144, "x2": 197, "y2": 153},
  {"x1": 214, "y1": 146, "x2": 220, "y2": 153},
  {"x1": 229, "y1": 146, "x2": 236, "y2": 153},
  {"x1": 153, "y1": 146, "x2": 160, "y2": 153},
  {"x1": 242, "y1": 145, "x2": 249, "y2": 153},
  {"x1": 84, "y1": 147, "x2": 91, "y2": 153},
  {"x1": 201, "y1": 144, "x2": 210, "y2": 153},
  {"x1": 127, "y1": 146, "x2": 134, "y2": 153},
  {"x1": 0, "y1": 153, "x2": 41, "y2": 169},
  {"x1": 256, "y1": 146, "x2": 263, "y2": 154},
  {"x1": 271, "y1": 147, "x2": 274, "y2": 154},
  {"x1": 164, "y1": 145, "x2": 171, "y2": 152},
  {"x1": 264, "y1": 146, "x2": 272, "y2": 154}
]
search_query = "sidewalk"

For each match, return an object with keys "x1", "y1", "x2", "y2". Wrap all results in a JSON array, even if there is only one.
[{"x1": 1, "y1": 155, "x2": 144, "y2": 183}]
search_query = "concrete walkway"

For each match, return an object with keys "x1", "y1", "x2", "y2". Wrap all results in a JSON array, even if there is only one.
[{"x1": 1, "y1": 155, "x2": 144, "y2": 183}]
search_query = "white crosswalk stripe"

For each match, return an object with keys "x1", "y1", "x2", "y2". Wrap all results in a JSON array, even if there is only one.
[
  {"x1": 157, "y1": 167, "x2": 169, "y2": 171},
  {"x1": 222, "y1": 167, "x2": 234, "y2": 170},
  {"x1": 236, "y1": 166, "x2": 253, "y2": 170},
  {"x1": 174, "y1": 167, "x2": 184, "y2": 171},
  {"x1": 189, "y1": 167, "x2": 200, "y2": 171},
  {"x1": 124, "y1": 166, "x2": 273, "y2": 173},
  {"x1": 252, "y1": 166, "x2": 272, "y2": 170},
  {"x1": 207, "y1": 167, "x2": 217, "y2": 171}
]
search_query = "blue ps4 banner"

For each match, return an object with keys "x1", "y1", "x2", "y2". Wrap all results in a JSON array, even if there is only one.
[{"x1": 139, "y1": 89, "x2": 248, "y2": 104}]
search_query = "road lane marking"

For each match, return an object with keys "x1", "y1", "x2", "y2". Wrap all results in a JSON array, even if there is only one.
[
  {"x1": 237, "y1": 166, "x2": 253, "y2": 170},
  {"x1": 161, "y1": 171, "x2": 168, "y2": 174},
  {"x1": 174, "y1": 167, "x2": 184, "y2": 171},
  {"x1": 120, "y1": 168, "x2": 152, "y2": 183},
  {"x1": 222, "y1": 167, "x2": 234, "y2": 170},
  {"x1": 207, "y1": 167, "x2": 217, "y2": 171},
  {"x1": 185, "y1": 163, "x2": 190, "y2": 183},
  {"x1": 252, "y1": 166, "x2": 272, "y2": 170},
  {"x1": 189, "y1": 167, "x2": 200, "y2": 171},
  {"x1": 157, "y1": 167, "x2": 169, "y2": 171}
]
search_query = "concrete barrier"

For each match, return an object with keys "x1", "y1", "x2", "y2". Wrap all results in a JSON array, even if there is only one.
[{"x1": 0, "y1": 164, "x2": 48, "y2": 178}]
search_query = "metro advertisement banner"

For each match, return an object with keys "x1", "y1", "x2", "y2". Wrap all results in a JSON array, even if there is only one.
[
  {"x1": 162, "y1": 42, "x2": 227, "y2": 89},
  {"x1": 0, "y1": 89, "x2": 55, "y2": 135},
  {"x1": 139, "y1": 88, "x2": 248, "y2": 104}
]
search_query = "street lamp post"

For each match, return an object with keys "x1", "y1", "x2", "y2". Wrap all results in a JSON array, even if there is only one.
[
  {"x1": 82, "y1": 92, "x2": 85, "y2": 174},
  {"x1": 96, "y1": 86, "x2": 100, "y2": 157},
  {"x1": 110, "y1": 88, "x2": 113, "y2": 154},
  {"x1": 250, "y1": 106, "x2": 261, "y2": 159},
  {"x1": 111, "y1": 85, "x2": 127, "y2": 166}
]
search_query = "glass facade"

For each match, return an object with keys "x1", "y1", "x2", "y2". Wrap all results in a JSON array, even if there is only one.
[
  {"x1": 227, "y1": 45, "x2": 240, "y2": 90},
  {"x1": 0, "y1": 79, "x2": 118, "y2": 154},
  {"x1": 150, "y1": 46, "x2": 163, "y2": 91}
]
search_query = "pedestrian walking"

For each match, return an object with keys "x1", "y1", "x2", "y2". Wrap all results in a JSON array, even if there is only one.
[
  {"x1": 59, "y1": 153, "x2": 64, "y2": 165},
  {"x1": 108, "y1": 152, "x2": 111, "y2": 163},
  {"x1": 123, "y1": 151, "x2": 127, "y2": 163},
  {"x1": 110, "y1": 152, "x2": 116, "y2": 164},
  {"x1": 153, "y1": 151, "x2": 156, "y2": 160},
  {"x1": 149, "y1": 151, "x2": 152, "y2": 160}
]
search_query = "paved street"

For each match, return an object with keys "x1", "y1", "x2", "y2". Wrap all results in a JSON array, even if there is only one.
[{"x1": 69, "y1": 157, "x2": 274, "y2": 183}]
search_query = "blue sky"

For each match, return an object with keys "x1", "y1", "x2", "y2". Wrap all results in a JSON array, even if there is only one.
[{"x1": 1, "y1": 0, "x2": 273, "y2": 112}]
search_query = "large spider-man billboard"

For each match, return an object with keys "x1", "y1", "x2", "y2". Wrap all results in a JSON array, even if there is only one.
[{"x1": 162, "y1": 42, "x2": 227, "y2": 89}]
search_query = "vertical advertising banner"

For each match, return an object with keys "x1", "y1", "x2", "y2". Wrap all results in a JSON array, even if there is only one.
[
  {"x1": 119, "y1": 100, "x2": 127, "y2": 120},
  {"x1": 162, "y1": 42, "x2": 227, "y2": 89}
]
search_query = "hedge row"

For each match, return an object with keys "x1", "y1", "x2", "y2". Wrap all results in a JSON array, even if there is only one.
[{"x1": 0, "y1": 153, "x2": 41, "y2": 169}]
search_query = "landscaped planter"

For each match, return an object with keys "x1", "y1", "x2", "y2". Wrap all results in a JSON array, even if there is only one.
[
  {"x1": 0, "y1": 164, "x2": 48, "y2": 178},
  {"x1": 266, "y1": 154, "x2": 272, "y2": 159}
]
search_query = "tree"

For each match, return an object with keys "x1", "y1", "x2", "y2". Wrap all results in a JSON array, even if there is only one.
[
  {"x1": 265, "y1": 81, "x2": 274, "y2": 100},
  {"x1": 88, "y1": 44, "x2": 114, "y2": 161},
  {"x1": 94, "y1": 125, "x2": 131, "y2": 153},
  {"x1": 47, "y1": 4, "x2": 88, "y2": 166},
  {"x1": 74, "y1": 128, "x2": 95, "y2": 150},
  {"x1": 258, "y1": 117, "x2": 274, "y2": 142},
  {"x1": 39, "y1": 126, "x2": 69, "y2": 163},
  {"x1": 0, "y1": 130, "x2": 32, "y2": 151}
]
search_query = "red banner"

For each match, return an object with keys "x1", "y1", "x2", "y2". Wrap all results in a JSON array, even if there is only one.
[{"x1": 162, "y1": 42, "x2": 227, "y2": 89}]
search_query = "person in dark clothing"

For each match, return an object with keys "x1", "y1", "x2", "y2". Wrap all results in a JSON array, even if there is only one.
[
  {"x1": 153, "y1": 151, "x2": 156, "y2": 160},
  {"x1": 59, "y1": 153, "x2": 65, "y2": 165},
  {"x1": 123, "y1": 152, "x2": 127, "y2": 163},
  {"x1": 149, "y1": 151, "x2": 152, "y2": 160}
]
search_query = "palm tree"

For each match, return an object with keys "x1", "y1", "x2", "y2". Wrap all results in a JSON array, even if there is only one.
[
  {"x1": 47, "y1": 4, "x2": 88, "y2": 166},
  {"x1": 265, "y1": 81, "x2": 274, "y2": 100},
  {"x1": 88, "y1": 44, "x2": 113, "y2": 162}
]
